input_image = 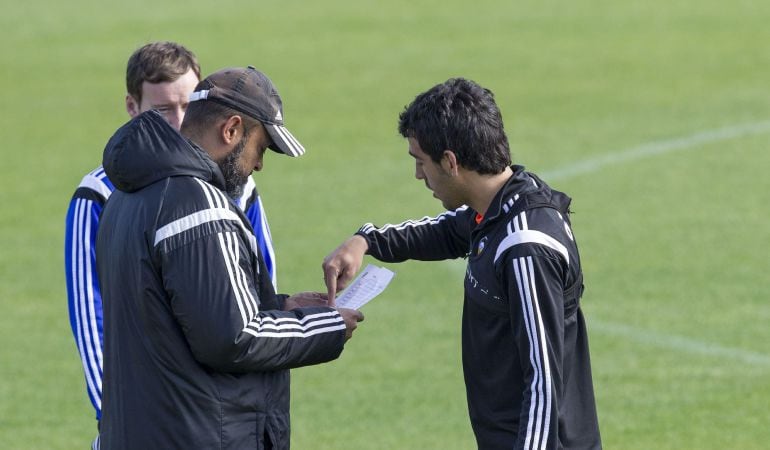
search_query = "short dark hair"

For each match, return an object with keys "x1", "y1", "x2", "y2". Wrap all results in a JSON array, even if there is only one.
[
  {"x1": 398, "y1": 78, "x2": 511, "y2": 175},
  {"x1": 125, "y1": 41, "x2": 201, "y2": 104},
  {"x1": 181, "y1": 98, "x2": 260, "y2": 140}
]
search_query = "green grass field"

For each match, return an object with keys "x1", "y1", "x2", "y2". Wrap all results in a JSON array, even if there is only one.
[{"x1": 1, "y1": 0, "x2": 769, "y2": 448}]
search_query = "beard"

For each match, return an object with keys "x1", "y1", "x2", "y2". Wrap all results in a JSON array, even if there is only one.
[{"x1": 216, "y1": 135, "x2": 249, "y2": 199}]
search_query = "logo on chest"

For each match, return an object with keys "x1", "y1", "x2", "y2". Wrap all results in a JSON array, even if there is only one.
[{"x1": 476, "y1": 236, "x2": 489, "y2": 256}]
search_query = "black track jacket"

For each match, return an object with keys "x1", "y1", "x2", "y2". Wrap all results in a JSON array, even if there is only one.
[
  {"x1": 357, "y1": 166, "x2": 601, "y2": 450},
  {"x1": 96, "y1": 111, "x2": 347, "y2": 449}
]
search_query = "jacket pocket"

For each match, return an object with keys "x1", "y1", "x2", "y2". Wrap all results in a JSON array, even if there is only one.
[{"x1": 263, "y1": 412, "x2": 290, "y2": 450}]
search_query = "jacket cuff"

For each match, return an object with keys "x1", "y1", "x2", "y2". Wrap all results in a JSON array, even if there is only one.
[{"x1": 354, "y1": 231, "x2": 372, "y2": 255}]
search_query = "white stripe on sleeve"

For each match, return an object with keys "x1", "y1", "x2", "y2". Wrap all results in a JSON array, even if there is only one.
[
  {"x1": 513, "y1": 256, "x2": 553, "y2": 450},
  {"x1": 217, "y1": 232, "x2": 254, "y2": 327},
  {"x1": 71, "y1": 198, "x2": 102, "y2": 410},
  {"x1": 244, "y1": 311, "x2": 345, "y2": 339},
  {"x1": 360, "y1": 206, "x2": 470, "y2": 234}
]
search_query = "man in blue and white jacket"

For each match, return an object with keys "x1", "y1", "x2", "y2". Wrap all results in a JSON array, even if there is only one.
[{"x1": 64, "y1": 42, "x2": 277, "y2": 423}]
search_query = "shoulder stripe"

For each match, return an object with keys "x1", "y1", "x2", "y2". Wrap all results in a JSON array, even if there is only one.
[
  {"x1": 194, "y1": 178, "x2": 260, "y2": 257},
  {"x1": 78, "y1": 171, "x2": 114, "y2": 201},
  {"x1": 153, "y1": 208, "x2": 244, "y2": 246},
  {"x1": 518, "y1": 211, "x2": 529, "y2": 231},
  {"x1": 153, "y1": 178, "x2": 259, "y2": 256},
  {"x1": 88, "y1": 166, "x2": 105, "y2": 178},
  {"x1": 494, "y1": 229, "x2": 569, "y2": 265},
  {"x1": 195, "y1": 178, "x2": 225, "y2": 209},
  {"x1": 502, "y1": 195, "x2": 517, "y2": 214}
]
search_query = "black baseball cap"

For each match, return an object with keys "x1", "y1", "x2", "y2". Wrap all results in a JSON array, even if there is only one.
[{"x1": 188, "y1": 66, "x2": 305, "y2": 157}]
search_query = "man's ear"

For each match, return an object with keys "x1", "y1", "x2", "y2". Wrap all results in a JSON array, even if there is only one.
[
  {"x1": 125, "y1": 95, "x2": 140, "y2": 118},
  {"x1": 221, "y1": 115, "x2": 243, "y2": 145},
  {"x1": 441, "y1": 150, "x2": 460, "y2": 176}
]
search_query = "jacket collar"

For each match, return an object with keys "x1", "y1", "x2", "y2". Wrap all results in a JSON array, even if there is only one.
[{"x1": 476, "y1": 165, "x2": 540, "y2": 226}]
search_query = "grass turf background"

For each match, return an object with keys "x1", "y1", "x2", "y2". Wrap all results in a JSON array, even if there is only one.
[{"x1": 1, "y1": 0, "x2": 768, "y2": 448}]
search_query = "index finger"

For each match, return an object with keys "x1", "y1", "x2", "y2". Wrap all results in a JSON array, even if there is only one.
[{"x1": 323, "y1": 265, "x2": 339, "y2": 305}]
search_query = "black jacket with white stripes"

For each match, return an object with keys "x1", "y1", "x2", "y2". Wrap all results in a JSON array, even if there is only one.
[
  {"x1": 96, "y1": 111, "x2": 347, "y2": 450},
  {"x1": 357, "y1": 166, "x2": 601, "y2": 450}
]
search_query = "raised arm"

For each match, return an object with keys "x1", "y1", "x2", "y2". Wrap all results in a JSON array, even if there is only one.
[{"x1": 323, "y1": 206, "x2": 475, "y2": 302}]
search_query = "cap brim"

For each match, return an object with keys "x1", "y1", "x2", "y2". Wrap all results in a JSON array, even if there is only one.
[{"x1": 265, "y1": 124, "x2": 305, "y2": 157}]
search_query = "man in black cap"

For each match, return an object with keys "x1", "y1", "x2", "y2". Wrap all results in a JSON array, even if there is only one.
[{"x1": 96, "y1": 66, "x2": 364, "y2": 450}]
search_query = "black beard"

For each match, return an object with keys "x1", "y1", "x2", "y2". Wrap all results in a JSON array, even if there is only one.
[{"x1": 216, "y1": 136, "x2": 249, "y2": 199}]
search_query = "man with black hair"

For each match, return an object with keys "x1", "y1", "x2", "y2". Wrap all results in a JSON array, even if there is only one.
[
  {"x1": 323, "y1": 78, "x2": 601, "y2": 449},
  {"x1": 97, "y1": 66, "x2": 364, "y2": 449}
]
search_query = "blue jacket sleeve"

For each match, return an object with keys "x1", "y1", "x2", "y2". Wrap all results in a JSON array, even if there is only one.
[{"x1": 64, "y1": 191, "x2": 105, "y2": 420}]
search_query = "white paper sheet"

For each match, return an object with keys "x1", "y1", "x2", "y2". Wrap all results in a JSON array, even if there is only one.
[{"x1": 334, "y1": 264, "x2": 395, "y2": 310}]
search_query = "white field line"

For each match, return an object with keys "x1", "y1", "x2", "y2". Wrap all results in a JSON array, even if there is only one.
[
  {"x1": 540, "y1": 120, "x2": 770, "y2": 182},
  {"x1": 446, "y1": 120, "x2": 770, "y2": 366},
  {"x1": 588, "y1": 319, "x2": 770, "y2": 367}
]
